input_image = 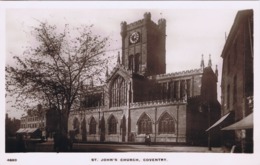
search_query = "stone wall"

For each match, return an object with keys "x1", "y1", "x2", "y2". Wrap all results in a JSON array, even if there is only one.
[{"x1": 129, "y1": 102, "x2": 187, "y2": 143}]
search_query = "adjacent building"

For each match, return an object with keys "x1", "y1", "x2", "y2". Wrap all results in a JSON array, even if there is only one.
[
  {"x1": 68, "y1": 12, "x2": 221, "y2": 145},
  {"x1": 17, "y1": 113, "x2": 45, "y2": 139},
  {"x1": 220, "y1": 9, "x2": 253, "y2": 153}
]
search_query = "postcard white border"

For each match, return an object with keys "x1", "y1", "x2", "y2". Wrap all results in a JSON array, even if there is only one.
[{"x1": 1, "y1": 1, "x2": 259, "y2": 165}]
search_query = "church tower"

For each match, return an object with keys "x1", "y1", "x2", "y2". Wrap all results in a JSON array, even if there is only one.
[{"x1": 120, "y1": 12, "x2": 166, "y2": 76}]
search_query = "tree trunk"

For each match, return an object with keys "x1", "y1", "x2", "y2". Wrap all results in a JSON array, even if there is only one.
[{"x1": 54, "y1": 111, "x2": 71, "y2": 152}]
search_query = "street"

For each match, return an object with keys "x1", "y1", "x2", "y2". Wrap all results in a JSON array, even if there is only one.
[{"x1": 32, "y1": 141, "x2": 223, "y2": 153}]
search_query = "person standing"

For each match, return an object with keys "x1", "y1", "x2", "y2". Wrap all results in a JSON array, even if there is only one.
[{"x1": 145, "y1": 133, "x2": 151, "y2": 146}]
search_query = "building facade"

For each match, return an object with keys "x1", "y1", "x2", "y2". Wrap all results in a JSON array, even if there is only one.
[
  {"x1": 220, "y1": 9, "x2": 253, "y2": 152},
  {"x1": 68, "y1": 12, "x2": 221, "y2": 145},
  {"x1": 17, "y1": 114, "x2": 46, "y2": 139},
  {"x1": 18, "y1": 106, "x2": 59, "y2": 139}
]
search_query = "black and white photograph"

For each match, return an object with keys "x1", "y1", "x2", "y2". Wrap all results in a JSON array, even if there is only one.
[{"x1": 1, "y1": 1, "x2": 259, "y2": 165}]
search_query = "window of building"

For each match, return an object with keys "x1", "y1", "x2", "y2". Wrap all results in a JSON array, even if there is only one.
[
  {"x1": 174, "y1": 81, "x2": 178, "y2": 99},
  {"x1": 233, "y1": 40, "x2": 238, "y2": 65},
  {"x1": 83, "y1": 93, "x2": 103, "y2": 108},
  {"x1": 233, "y1": 76, "x2": 237, "y2": 104},
  {"x1": 186, "y1": 79, "x2": 191, "y2": 98},
  {"x1": 137, "y1": 113, "x2": 152, "y2": 134},
  {"x1": 168, "y1": 81, "x2": 173, "y2": 100},
  {"x1": 89, "y1": 117, "x2": 97, "y2": 135},
  {"x1": 227, "y1": 54, "x2": 231, "y2": 74},
  {"x1": 108, "y1": 115, "x2": 117, "y2": 134},
  {"x1": 110, "y1": 76, "x2": 127, "y2": 107},
  {"x1": 158, "y1": 112, "x2": 175, "y2": 134},
  {"x1": 128, "y1": 55, "x2": 134, "y2": 71},
  {"x1": 162, "y1": 83, "x2": 168, "y2": 100},
  {"x1": 134, "y1": 54, "x2": 140, "y2": 73},
  {"x1": 180, "y1": 80, "x2": 185, "y2": 99}
]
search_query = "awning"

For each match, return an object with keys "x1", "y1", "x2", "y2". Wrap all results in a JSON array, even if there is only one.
[
  {"x1": 26, "y1": 128, "x2": 39, "y2": 133},
  {"x1": 222, "y1": 113, "x2": 253, "y2": 130},
  {"x1": 16, "y1": 128, "x2": 40, "y2": 134},
  {"x1": 16, "y1": 128, "x2": 27, "y2": 133},
  {"x1": 206, "y1": 112, "x2": 230, "y2": 131}
]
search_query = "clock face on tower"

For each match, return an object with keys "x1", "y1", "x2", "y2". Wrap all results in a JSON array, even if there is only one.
[{"x1": 129, "y1": 32, "x2": 140, "y2": 44}]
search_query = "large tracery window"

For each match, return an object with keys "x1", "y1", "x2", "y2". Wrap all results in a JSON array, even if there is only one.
[
  {"x1": 158, "y1": 112, "x2": 175, "y2": 134},
  {"x1": 137, "y1": 113, "x2": 152, "y2": 134},
  {"x1": 110, "y1": 76, "x2": 127, "y2": 107},
  {"x1": 89, "y1": 117, "x2": 97, "y2": 135},
  {"x1": 108, "y1": 115, "x2": 117, "y2": 134}
]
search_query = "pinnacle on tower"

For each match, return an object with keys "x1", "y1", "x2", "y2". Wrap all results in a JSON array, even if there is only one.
[
  {"x1": 120, "y1": 21, "x2": 127, "y2": 37},
  {"x1": 144, "y1": 12, "x2": 151, "y2": 21},
  {"x1": 117, "y1": 51, "x2": 121, "y2": 64},
  {"x1": 215, "y1": 65, "x2": 218, "y2": 81},
  {"x1": 208, "y1": 54, "x2": 212, "y2": 67},
  {"x1": 200, "y1": 54, "x2": 205, "y2": 69}
]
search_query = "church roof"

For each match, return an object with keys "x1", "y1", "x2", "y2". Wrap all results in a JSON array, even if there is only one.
[
  {"x1": 148, "y1": 68, "x2": 203, "y2": 81},
  {"x1": 105, "y1": 63, "x2": 132, "y2": 82}
]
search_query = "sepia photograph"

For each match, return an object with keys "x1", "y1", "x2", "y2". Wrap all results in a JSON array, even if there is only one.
[{"x1": 1, "y1": 1, "x2": 259, "y2": 165}]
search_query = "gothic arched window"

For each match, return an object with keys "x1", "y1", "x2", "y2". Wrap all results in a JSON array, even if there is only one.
[
  {"x1": 137, "y1": 113, "x2": 152, "y2": 134},
  {"x1": 108, "y1": 115, "x2": 117, "y2": 134},
  {"x1": 134, "y1": 54, "x2": 140, "y2": 73},
  {"x1": 110, "y1": 76, "x2": 127, "y2": 107},
  {"x1": 89, "y1": 117, "x2": 97, "y2": 135},
  {"x1": 158, "y1": 112, "x2": 175, "y2": 134},
  {"x1": 128, "y1": 55, "x2": 134, "y2": 71}
]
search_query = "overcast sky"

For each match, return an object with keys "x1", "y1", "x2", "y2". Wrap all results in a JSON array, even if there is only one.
[
  {"x1": 6, "y1": 8, "x2": 237, "y2": 70},
  {"x1": 3, "y1": 2, "x2": 257, "y2": 119}
]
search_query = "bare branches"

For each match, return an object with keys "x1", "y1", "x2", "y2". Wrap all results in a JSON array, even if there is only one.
[{"x1": 6, "y1": 21, "x2": 113, "y2": 131}]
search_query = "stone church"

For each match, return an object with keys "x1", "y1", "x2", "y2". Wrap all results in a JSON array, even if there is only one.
[{"x1": 68, "y1": 12, "x2": 221, "y2": 146}]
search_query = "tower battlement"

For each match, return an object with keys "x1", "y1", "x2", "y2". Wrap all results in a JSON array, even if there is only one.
[{"x1": 121, "y1": 12, "x2": 166, "y2": 76}]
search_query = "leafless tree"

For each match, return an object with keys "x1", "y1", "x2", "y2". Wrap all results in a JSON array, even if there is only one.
[{"x1": 6, "y1": 22, "x2": 113, "y2": 135}]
